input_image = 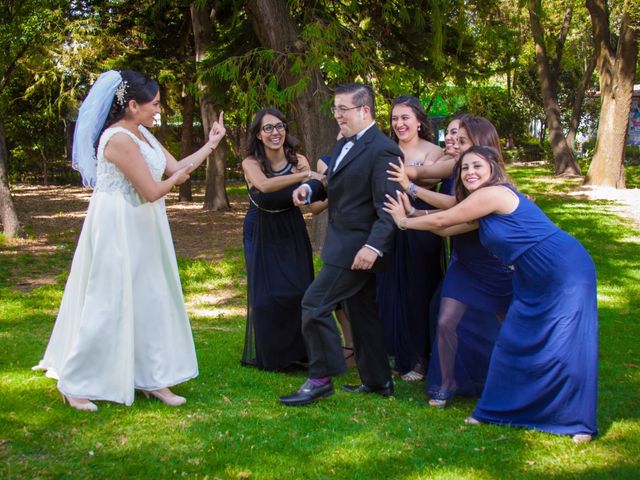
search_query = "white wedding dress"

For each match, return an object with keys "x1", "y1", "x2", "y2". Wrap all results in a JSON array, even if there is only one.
[{"x1": 34, "y1": 125, "x2": 198, "y2": 405}]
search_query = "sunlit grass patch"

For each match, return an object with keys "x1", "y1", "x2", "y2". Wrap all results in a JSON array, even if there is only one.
[{"x1": 626, "y1": 165, "x2": 639, "y2": 188}]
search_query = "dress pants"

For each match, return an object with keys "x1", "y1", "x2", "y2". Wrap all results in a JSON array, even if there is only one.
[{"x1": 301, "y1": 264, "x2": 391, "y2": 386}]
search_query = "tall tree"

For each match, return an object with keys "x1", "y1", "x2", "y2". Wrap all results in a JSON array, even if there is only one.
[
  {"x1": 585, "y1": 0, "x2": 639, "y2": 187},
  {"x1": 244, "y1": 0, "x2": 337, "y2": 247},
  {"x1": 179, "y1": 86, "x2": 196, "y2": 202},
  {"x1": 191, "y1": 2, "x2": 230, "y2": 211},
  {"x1": 244, "y1": 0, "x2": 336, "y2": 165},
  {"x1": 528, "y1": 0, "x2": 582, "y2": 176},
  {"x1": 0, "y1": 0, "x2": 67, "y2": 237},
  {"x1": 0, "y1": 116, "x2": 21, "y2": 237}
]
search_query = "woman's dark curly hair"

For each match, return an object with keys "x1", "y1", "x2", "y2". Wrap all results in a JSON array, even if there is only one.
[{"x1": 246, "y1": 108, "x2": 300, "y2": 177}]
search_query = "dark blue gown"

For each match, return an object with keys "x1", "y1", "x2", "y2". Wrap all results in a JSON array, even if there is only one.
[
  {"x1": 426, "y1": 176, "x2": 513, "y2": 399},
  {"x1": 241, "y1": 163, "x2": 312, "y2": 371},
  {"x1": 377, "y1": 193, "x2": 444, "y2": 375},
  {"x1": 473, "y1": 186, "x2": 598, "y2": 436}
]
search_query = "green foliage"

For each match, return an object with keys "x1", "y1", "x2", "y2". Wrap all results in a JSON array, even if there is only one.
[
  {"x1": 625, "y1": 146, "x2": 640, "y2": 166},
  {"x1": 464, "y1": 86, "x2": 529, "y2": 143}
]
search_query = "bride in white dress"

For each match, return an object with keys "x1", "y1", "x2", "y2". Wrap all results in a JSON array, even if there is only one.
[{"x1": 34, "y1": 70, "x2": 226, "y2": 411}]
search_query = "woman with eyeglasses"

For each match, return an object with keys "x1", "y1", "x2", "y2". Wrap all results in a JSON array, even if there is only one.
[{"x1": 240, "y1": 108, "x2": 322, "y2": 371}]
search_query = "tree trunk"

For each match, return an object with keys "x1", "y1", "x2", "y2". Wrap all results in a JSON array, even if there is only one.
[
  {"x1": 245, "y1": 0, "x2": 338, "y2": 250},
  {"x1": 528, "y1": 0, "x2": 582, "y2": 176},
  {"x1": 191, "y1": 2, "x2": 230, "y2": 211},
  {"x1": 584, "y1": 0, "x2": 638, "y2": 188},
  {"x1": 179, "y1": 89, "x2": 195, "y2": 202},
  {"x1": 0, "y1": 114, "x2": 23, "y2": 238},
  {"x1": 40, "y1": 148, "x2": 48, "y2": 186},
  {"x1": 567, "y1": 51, "x2": 597, "y2": 149}
]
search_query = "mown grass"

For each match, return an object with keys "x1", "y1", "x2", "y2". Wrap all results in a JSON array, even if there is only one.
[{"x1": 1, "y1": 166, "x2": 639, "y2": 479}]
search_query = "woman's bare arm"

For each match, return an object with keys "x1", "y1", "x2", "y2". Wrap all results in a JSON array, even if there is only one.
[{"x1": 105, "y1": 134, "x2": 191, "y2": 202}]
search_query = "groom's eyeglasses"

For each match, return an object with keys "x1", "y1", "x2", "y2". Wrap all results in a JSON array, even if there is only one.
[
  {"x1": 262, "y1": 122, "x2": 286, "y2": 134},
  {"x1": 331, "y1": 105, "x2": 364, "y2": 115}
]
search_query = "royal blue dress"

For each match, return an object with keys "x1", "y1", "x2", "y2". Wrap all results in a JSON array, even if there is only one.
[
  {"x1": 241, "y1": 163, "x2": 312, "y2": 371},
  {"x1": 426, "y1": 176, "x2": 513, "y2": 400},
  {"x1": 377, "y1": 193, "x2": 444, "y2": 376},
  {"x1": 472, "y1": 186, "x2": 598, "y2": 436}
]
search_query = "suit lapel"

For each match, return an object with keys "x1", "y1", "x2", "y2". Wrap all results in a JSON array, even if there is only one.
[{"x1": 332, "y1": 126, "x2": 377, "y2": 177}]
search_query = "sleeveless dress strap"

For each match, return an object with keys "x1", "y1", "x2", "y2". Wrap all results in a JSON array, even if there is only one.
[
  {"x1": 138, "y1": 125, "x2": 164, "y2": 154},
  {"x1": 97, "y1": 127, "x2": 143, "y2": 159}
]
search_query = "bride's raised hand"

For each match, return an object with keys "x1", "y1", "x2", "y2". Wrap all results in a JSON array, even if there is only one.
[
  {"x1": 386, "y1": 157, "x2": 410, "y2": 191},
  {"x1": 207, "y1": 111, "x2": 226, "y2": 149}
]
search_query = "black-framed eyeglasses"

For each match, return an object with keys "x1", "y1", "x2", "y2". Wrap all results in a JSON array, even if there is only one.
[
  {"x1": 330, "y1": 105, "x2": 364, "y2": 115},
  {"x1": 261, "y1": 122, "x2": 287, "y2": 134}
]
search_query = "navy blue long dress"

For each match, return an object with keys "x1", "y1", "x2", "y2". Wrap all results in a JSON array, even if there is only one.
[
  {"x1": 241, "y1": 163, "x2": 312, "y2": 371},
  {"x1": 426, "y1": 176, "x2": 513, "y2": 400},
  {"x1": 472, "y1": 186, "x2": 598, "y2": 436},
  {"x1": 376, "y1": 193, "x2": 444, "y2": 376}
]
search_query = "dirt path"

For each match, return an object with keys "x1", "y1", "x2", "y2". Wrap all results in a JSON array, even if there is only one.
[
  {"x1": 3, "y1": 181, "x2": 639, "y2": 292},
  {"x1": 10, "y1": 184, "x2": 248, "y2": 260}
]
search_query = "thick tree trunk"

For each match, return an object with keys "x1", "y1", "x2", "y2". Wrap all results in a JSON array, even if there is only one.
[
  {"x1": 191, "y1": 2, "x2": 230, "y2": 210},
  {"x1": 585, "y1": 0, "x2": 638, "y2": 188},
  {"x1": 567, "y1": 52, "x2": 597, "y2": 149},
  {"x1": 528, "y1": 0, "x2": 582, "y2": 176},
  {"x1": 0, "y1": 114, "x2": 23, "y2": 238},
  {"x1": 245, "y1": 0, "x2": 337, "y2": 250},
  {"x1": 179, "y1": 90, "x2": 195, "y2": 202}
]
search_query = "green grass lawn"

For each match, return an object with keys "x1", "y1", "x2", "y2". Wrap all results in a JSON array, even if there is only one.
[{"x1": 1, "y1": 166, "x2": 639, "y2": 479}]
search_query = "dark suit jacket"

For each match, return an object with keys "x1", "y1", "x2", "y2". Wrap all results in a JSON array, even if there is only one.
[{"x1": 308, "y1": 124, "x2": 403, "y2": 272}]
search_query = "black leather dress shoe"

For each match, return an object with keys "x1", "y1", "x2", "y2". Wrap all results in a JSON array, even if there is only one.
[
  {"x1": 279, "y1": 380, "x2": 334, "y2": 406},
  {"x1": 341, "y1": 380, "x2": 394, "y2": 397}
]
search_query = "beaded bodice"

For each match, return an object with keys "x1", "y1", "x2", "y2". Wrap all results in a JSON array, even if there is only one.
[{"x1": 95, "y1": 126, "x2": 166, "y2": 194}]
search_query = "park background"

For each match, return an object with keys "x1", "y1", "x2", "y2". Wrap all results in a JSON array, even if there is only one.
[{"x1": 1, "y1": 1, "x2": 639, "y2": 479}]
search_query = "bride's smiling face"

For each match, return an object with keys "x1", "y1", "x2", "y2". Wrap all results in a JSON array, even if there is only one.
[{"x1": 131, "y1": 91, "x2": 161, "y2": 128}]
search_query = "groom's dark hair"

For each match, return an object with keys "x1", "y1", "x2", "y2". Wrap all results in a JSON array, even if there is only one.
[{"x1": 335, "y1": 83, "x2": 376, "y2": 119}]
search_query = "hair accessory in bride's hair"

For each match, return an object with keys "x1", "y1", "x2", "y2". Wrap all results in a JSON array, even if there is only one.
[{"x1": 115, "y1": 80, "x2": 129, "y2": 107}]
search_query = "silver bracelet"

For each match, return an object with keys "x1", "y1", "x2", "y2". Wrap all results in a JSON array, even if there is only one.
[
  {"x1": 397, "y1": 218, "x2": 407, "y2": 230},
  {"x1": 407, "y1": 182, "x2": 418, "y2": 200},
  {"x1": 407, "y1": 206, "x2": 416, "y2": 217}
]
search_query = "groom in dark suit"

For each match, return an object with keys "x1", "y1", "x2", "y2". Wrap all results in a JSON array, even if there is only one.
[{"x1": 280, "y1": 83, "x2": 402, "y2": 406}]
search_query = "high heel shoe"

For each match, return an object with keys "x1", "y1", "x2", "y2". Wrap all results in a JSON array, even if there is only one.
[
  {"x1": 141, "y1": 388, "x2": 186, "y2": 406},
  {"x1": 61, "y1": 393, "x2": 98, "y2": 412},
  {"x1": 428, "y1": 390, "x2": 454, "y2": 408},
  {"x1": 464, "y1": 416, "x2": 483, "y2": 425},
  {"x1": 572, "y1": 434, "x2": 592, "y2": 444},
  {"x1": 402, "y1": 370, "x2": 425, "y2": 382}
]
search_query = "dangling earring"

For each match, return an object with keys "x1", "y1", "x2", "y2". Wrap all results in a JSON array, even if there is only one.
[{"x1": 417, "y1": 125, "x2": 421, "y2": 132}]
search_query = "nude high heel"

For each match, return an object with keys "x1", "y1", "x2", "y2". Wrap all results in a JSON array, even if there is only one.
[
  {"x1": 61, "y1": 393, "x2": 98, "y2": 412},
  {"x1": 141, "y1": 388, "x2": 186, "y2": 406},
  {"x1": 572, "y1": 434, "x2": 592, "y2": 444}
]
